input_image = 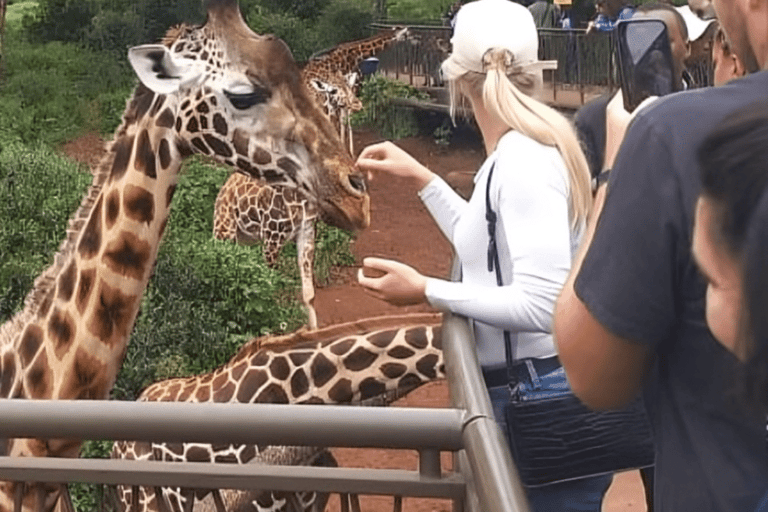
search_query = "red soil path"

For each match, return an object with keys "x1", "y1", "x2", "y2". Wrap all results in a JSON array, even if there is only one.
[{"x1": 60, "y1": 128, "x2": 646, "y2": 512}]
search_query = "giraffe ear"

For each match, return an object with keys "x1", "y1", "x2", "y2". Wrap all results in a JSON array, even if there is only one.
[{"x1": 128, "y1": 44, "x2": 200, "y2": 95}]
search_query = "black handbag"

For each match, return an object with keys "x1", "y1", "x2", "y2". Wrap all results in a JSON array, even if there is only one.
[{"x1": 483, "y1": 163, "x2": 654, "y2": 487}]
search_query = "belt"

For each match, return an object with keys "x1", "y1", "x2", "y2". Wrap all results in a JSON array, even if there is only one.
[{"x1": 482, "y1": 355, "x2": 560, "y2": 389}]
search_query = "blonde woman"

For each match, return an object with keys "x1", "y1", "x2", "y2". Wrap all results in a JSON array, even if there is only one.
[{"x1": 355, "y1": 0, "x2": 609, "y2": 509}]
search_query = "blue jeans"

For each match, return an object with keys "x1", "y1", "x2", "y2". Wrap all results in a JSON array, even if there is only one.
[{"x1": 486, "y1": 376, "x2": 612, "y2": 512}]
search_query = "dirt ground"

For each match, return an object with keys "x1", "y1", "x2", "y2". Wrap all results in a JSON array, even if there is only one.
[{"x1": 61, "y1": 127, "x2": 647, "y2": 512}]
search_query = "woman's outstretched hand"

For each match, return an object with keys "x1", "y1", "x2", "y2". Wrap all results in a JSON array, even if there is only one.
[
  {"x1": 357, "y1": 257, "x2": 428, "y2": 306},
  {"x1": 356, "y1": 141, "x2": 435, "y2": 189}
]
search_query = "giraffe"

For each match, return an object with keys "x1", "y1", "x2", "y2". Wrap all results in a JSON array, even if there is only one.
[
  {"x1": 209, "y1": 28, "x2": 411, "y2": 330},
  {"x1": 0, "y1": 0, "x2": 371, "y2": 510},
  {"x1": 111, "y1": 313, "x2": 445, "y2": 512},
  {"x1": 212, "y1": 172, "x2": 321, "y2": 329}
]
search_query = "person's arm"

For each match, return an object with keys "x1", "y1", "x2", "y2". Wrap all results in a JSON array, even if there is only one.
[
  {"x1": 555, "y1": 99, "x2": 676, "y2": 411},
  {"x1": 424, "y1": 149, "x2": 574, "y2": 333},
  {"x1": 554, "y1": 185, "x2": 652, "y2": 410}
]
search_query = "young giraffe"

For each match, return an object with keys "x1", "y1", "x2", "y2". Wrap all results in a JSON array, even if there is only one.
[
  {"x1": 111, "y1": 313, "x2": 445, "y2": 512},
  {"x1": 211, "y1": 29, "x2": 409, "y2": 330},
  {"x1": 0, "y1": 0, "x2": 370, "y2": 510}
]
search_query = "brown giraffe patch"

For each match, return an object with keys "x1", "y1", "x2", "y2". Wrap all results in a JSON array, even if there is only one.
[
  {"x1": 48, "y1": 308, "x2": 76, "y2": 360},
  {"x1": 105, "y1": 190, "x2": 120, "y2": 229},
  {"x1": 310, "y1": 352, "x2": 337, "y2": 387},
  {"x1": 212, "y1": 113, "x2": 227, "y2": 136},
  {"x1": 432, "y1": 326, "x2": 443, "y2": 349},
  {"x1": 195, "y1": 385, "x2": 211, "y2": 402},
  {"x1": 236, "y1": 369, "x2": 268, "y2": 403},
  {"x1": 166, "y1": 184, "x2": 177, "y2": 208},
  {"x1": 203, "y1": 134, "x2": 233, "y2": 158},
  {"x1": 38, "y1": 288, "x2": 54, "y2": 318},
  {"x1": 230, "y1": 361, "x2": 247, "y2": 381},
  {"x1": 110, "y1": 135, "x2": 135, "y2": 182},
  {"x1": 329, "y1": 338, "x2": 355, "y2": 356},
  {"x1": 212, "y1": 372, "x2": 228, "y2": 389},
  {"x1": 156, "y1": 108, "x2": 175, "y2": 130},
  {"x1": 387, "y1": 345, "x2": 416, "y2": 360},
  {"x1": 200, "y1": 116, "x2": 209, "y2": 131},
  {"x1": 195, "y1": 102, "x2": 210, "y2": 114},
  {"x1": 215, "y1": 453, "x2": 239, "y2": 464},
  {"x1": 380, "y1": 362, "x2": 407, "y2": 379},
  {"x1": 178, "y1": 383, "x2": 195, "y2": 402},
  {"x1": 258, "y1": 382, "x2": 289, "y2": 403},
  {"x1": 123, "y1": 184, "x2": 155, "y2": 225},
  {"x1": 19, "y1": 325, "x2": 43, "y2": 367},
  {"x1": 328, "y1": 378, "x2": 353, "y2": 403},
  {"x1": 213, "y1": 381, "x2": 236, "y2": 402},
  {"x1": 76, "y1": 268, "x2": 96, "y2": 315},
  {"x1": 57, "y1": 262, "x2": 77, "y2": 302},
  {"x1": 78, "y1": 196, "x2": 103, "y2": 259},
  {"x1": 149, "y1": 94, "x2": 167, "y2": 118},
  {"x1": 290, "y1": 368, "x2": 309, "y2": 397},
  {"x1": 232, "y1": 129, "x2": 249, "y2": 156},
  {"x1": 191, "y1": 137, "x2": 209, "y2": 154},
  {"x1": 187, "y1": 117, "x2": 199, "y2": 133},
  {"x1": 404, "y1": 327, "x2": 429, "y2": 349},
  {"x1": 134, "y1": 130, "x2": 157, "y2": 179},
  {"x1": 25, "y1": 350, "x2": 52, "y2": 399},
  {"x1": 288, "y1": 352, "x2": 312, "y2": 366},
  {"x1": 416, "y1": 354, "x2": 440, "y2": 379},
  {"x1": 103, "y1": 231, "x2": 151, "y2": 280},
  {"x1": 359, "y1": 377, "x2": 386, "y2": 401},
  {"x1": 63, "y1": 347, "x2": 108, "y2": 399},
  {"x1": 0, "y1": 352, "x2": 16, "y2": 397},
  {"x1": 252, "y1": 146, "x2": 272, "y2": 165},
  {"x1": 250, "y1": 351, "x2": 269, "y2": 367},
  {"x1": 186, "y1": 446, "x2": 212, "y2": 462},
  {"x1": 158, "y1": 138, "x2": 172, "y2": 170},
  {"x1": 276, "y1": 157, "x2": 299, "y2": 179},
  {"x1": 367, "y1": 330, "x2": 397, "y2": 348},
  {"x1": 269, "y1": 356, "x2": 290, "y2": 380},
  {"x1": 342, "y1": 346, "x2": 378, "y2": 371},
  {"x1": 88, "y1": 280, "x2": 136, "y2": 344}
]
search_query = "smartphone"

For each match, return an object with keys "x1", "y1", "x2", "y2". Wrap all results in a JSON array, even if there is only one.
[{"x1": 615, "y1": 19, "x2": 679, "y2": 112}]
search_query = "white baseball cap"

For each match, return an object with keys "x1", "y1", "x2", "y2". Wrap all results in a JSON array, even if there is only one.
[
  {"x1": 676, "y1": 5, "x2": 716, "y2": 41},
  {"x1": 442, "y1": 0, "x2": 552, "y2": 77}
]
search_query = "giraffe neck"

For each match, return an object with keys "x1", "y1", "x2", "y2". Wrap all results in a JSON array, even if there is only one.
[
  {"x1": 141, "y1": 314, "x2": 444, "y2": 406},
  {"x1": 1, "y1": 88, "x2": 182, "y2": 455}
]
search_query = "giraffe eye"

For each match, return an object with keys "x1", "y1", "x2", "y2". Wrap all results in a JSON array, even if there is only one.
[{"x1": 224, "y1": 87, "x2": 271, "y2": 110}]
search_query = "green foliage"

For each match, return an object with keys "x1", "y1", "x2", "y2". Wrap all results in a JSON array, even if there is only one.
[
  {"x1": 352, "y1": 74, "x2": 429, "y2": 139},
  {"x1": 0, "y1": 141, "x2": 92, "y2": 321},
  {"x1": 384, "y1": 0, "x2": 452, "y2": 21},
  {"x1": 0, "y1": 37, "x2": 133, "y2": 145}
]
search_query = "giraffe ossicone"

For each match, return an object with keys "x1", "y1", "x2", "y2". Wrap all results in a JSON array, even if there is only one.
[
  {"x1": 112, "y1": 313, "x2": 445, "y2": 512},
  {"x1": 0, "y1": 0, "x2": 370, "y2": 510}
]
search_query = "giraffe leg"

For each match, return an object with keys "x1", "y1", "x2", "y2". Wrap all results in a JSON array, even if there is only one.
[{"x1": 296, "y1": 216, "x2": 317, "y2": 330}]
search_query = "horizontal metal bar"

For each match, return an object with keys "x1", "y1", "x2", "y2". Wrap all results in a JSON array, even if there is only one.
[
  {"x1": 0, "y1": 400, "x2": 464, "y2": 450},
  {"x1": 0, "y1": 457, "x2": 465, "y2": 499}
]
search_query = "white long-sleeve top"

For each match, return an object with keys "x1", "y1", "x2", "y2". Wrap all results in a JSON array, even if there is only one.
[{"x1": 419, "y1": 130, "x2": 582, "y2": 368}]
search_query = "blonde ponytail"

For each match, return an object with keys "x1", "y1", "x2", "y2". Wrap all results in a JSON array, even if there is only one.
[{"x1": 445, "y1": 48, "x2": 592, "y2": 230}]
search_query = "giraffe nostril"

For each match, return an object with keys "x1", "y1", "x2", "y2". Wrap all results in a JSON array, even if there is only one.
[{"x1": 348, "y1": 173, "x2": 367, "y2": 194}]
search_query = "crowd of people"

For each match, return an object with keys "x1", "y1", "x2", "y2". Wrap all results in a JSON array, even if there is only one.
[{"x1": 356, "y1": 0, "x2": 768, "y2": 510}]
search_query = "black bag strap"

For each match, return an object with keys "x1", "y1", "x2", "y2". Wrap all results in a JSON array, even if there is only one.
[{"x1": 484, "y1": 163, "x2": 518, "y2": 389}]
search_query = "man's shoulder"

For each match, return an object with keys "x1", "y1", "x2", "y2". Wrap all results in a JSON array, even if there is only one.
[{"x1": 635, "y1": 71, "x2": 768, "y2": 132}]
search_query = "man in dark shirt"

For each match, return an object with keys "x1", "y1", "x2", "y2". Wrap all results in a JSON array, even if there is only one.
[{"x1": 554, "y1": 0, "x2": 768, "y2": 510}]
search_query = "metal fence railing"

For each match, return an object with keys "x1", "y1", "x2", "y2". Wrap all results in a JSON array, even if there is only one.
[{"x1": 0, "y1": 309, "x2": 529, "y2": 512}]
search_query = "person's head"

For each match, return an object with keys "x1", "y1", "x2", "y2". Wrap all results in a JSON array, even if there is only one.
[
  {"x1": 688, "y1": 0, "x2": 716, "y2": 20},
  {"x1": 694, "y1": 102, "x2": 768, "y2": 406},
  {"x1": 441, "y1": 0, "x2": 592, "y2": 228},
  {"x1": 712, "y1": 25, "x2": 747, "y2": 85},
  {"x1": 595, "y1": 0, "x2": 629, "y2": 19},
  {"x1": 633, "y1": 3, "x2": 691, "y2": 86},
  {"x1": 713, "y1": 0, "x2": 768, "y2": 73}
]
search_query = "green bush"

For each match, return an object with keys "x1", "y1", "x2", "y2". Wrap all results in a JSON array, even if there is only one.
[
  {"x1": 0, "y1": 141, "x2": 92, "y2": 321},
  {"x1": 352, "y1": 74, "x2": 430, "y2": 139}
]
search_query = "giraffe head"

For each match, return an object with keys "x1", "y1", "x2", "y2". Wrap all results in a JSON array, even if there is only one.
[{"x1": 127, "y1": 0, "x2": 370, "y2": 231}]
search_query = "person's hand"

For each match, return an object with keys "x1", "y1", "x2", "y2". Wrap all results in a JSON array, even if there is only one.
[
  {"x1": 603, "y1": 90, "x2": 657, "y2": 171},
  {"x1": 356, "y1": 141, "x2": 435, "y2": 189},
  {"x1": 357, "y1": 257, "x2": 428, "y2": 306}
]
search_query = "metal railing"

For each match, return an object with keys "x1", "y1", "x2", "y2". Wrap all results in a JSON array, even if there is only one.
[{"x1": 0, "y1": 311, "x2": 529, "y2": 511}]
